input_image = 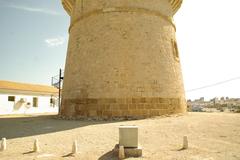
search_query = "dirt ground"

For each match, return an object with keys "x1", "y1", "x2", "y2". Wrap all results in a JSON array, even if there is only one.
[{"x1": 0, "y1": 112, "x2": 240, "y2": 160}]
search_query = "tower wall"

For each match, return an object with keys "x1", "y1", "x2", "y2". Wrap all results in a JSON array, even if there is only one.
[{"x1": 61, "y1": 0, "x2": 186, "y2": 118}]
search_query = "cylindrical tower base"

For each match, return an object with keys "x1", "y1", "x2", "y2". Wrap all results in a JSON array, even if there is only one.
[{"x1": 60, "y1": 0, "x2": 186, "y2": 119}]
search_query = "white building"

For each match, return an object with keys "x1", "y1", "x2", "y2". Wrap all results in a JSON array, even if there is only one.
[{"x1": 0, "y1": 80, "x2": 59, "y2": 115}]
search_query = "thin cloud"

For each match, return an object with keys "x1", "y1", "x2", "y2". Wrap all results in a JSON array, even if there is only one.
[
  {"x1": 45, "y1": 37, "x2": 65, "y2": 47},
  {"x1": 8, "y1": 4, "x2": 61, "y2": 15}
]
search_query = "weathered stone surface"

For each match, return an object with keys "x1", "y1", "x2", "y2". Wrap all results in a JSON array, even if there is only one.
[
  {"x1": 60, "y1": 0, "x2": 186, "y2": 118},
  {"x1": 125, "y1": 146, "x2": 143, "y2": 158},
  {"x1": 61, "y1": 97, "x2": 185, "y2": 118},
  {"x1": 114, "y1": 144, "x2": 142, "y2": 158}
]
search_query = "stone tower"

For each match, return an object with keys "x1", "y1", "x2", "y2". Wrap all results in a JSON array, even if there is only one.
[{"x1": 60, "y1": 0, "x2": 186, "y2": 119}]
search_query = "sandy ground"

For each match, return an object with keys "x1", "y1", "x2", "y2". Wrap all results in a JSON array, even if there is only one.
[{"x1": 0, "y1": 112, "x2": 240, "y2": 160}]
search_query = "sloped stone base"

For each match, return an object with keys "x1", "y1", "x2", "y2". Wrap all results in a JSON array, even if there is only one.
[
  {"x1": 60, "y1": 97, "x2": 186, "y2": 119},
  {"x1": 113, "y1": 144, "x2": 142, "y2": 158}
]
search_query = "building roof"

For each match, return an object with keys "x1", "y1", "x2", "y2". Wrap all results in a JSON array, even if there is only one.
[{"x1": 0, "y1": 80, "x2": 58, "y2": 95}]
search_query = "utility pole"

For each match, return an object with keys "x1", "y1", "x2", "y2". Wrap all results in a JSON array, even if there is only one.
[{"x1": 58, "y1": 69, "x2": 64, "y2": 113}]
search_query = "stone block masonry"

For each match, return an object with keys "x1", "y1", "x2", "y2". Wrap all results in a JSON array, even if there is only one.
[
  {"x1": 60, "y1": 0, "x2": 186, "y2": 118},
  {"x1": 61, "y1": 97, "x2": 186, "y2": 118}
]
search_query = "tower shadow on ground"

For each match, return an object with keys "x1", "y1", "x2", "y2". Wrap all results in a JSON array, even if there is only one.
[{"x1": 0, "y1": 114, "x2": 127, "y2": 139}]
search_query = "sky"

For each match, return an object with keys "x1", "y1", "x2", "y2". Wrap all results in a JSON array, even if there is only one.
[
  {"x1": 175, "y1": 0, "x2": 240, "y2": 100},
  {"x1": 0, "y1": 0, "x2": 69, "y2": 86},
  {"x1": 0, "y1": 0, "x2": 239, "y2": 100}
]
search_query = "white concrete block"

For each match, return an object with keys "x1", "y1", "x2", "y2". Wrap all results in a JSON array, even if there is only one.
[
  {"x1": 118, "y1": 145, "x2": 125, "y2": 160},
  {"x1": 183, "y1": 136, "x2": 188, "y2": 149},
  {"x1": 119, "y1": 125, "x2": 138, "y2": 147},
  {"x1": 1, "y1": 138, "x2": 6, "y2": 151},
  {"x1": 33, "y1": 139, "x2": 40, "y2": 152},
  {"x1": 72, "y1": 140, "x2": 78, "y2": 154}
]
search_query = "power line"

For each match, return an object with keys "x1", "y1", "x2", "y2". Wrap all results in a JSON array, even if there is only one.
[{"x1": 186, "y1": 76, "x2": 240, "y2": 92}]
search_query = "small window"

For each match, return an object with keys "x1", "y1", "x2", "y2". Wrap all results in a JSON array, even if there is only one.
[
  {"x1": 8, "y1": 96, "x2": 15, "y2": 102},
  {"x1": 171, "y1": 39, "x2": 179, "y2": 60},
  {"x1": 50, "y1": 97, "x2": 56, "y2": 107},
  {"x1": 50, "y1": 98, "x2": 53, "y2": 104},
  {"x1": 33, "y1": 97, "x2": 38, "y2": 107}
]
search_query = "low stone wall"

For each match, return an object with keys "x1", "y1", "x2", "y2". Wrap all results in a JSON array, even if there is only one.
[{"x1": 60, "y1": 97, "x2": 186, "y2": 119}]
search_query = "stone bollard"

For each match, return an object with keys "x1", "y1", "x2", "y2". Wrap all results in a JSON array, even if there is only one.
[
  {"x1": 183, "y1": 136, "x2": 188, "y2": 149},
  {"x1": 119, "y1": 145, "x2": 125, "y2": 160},
  {"x1": 33, "y1": 139, "x2": 40, "y2": 152},
  {"x1": 1, "y1": 138, "x2": 7, "y2": 151},
  {"x1": 72, "y1": 140, "x2": 78, "y2": 154}
]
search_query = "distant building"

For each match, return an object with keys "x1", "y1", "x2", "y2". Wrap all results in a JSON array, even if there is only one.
[
  {"x1": 188, "y1": 96, "x2": 240, "y2": 113},
  {"x1": 0, "y1": 80, "x2": 58, "y2": 115},
  {"x1": 199, "y1": 97, "x2": 204, "y2": 102},
  {"x1": 191, "y1": 105, "x2": 203, "y2": 112}
]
